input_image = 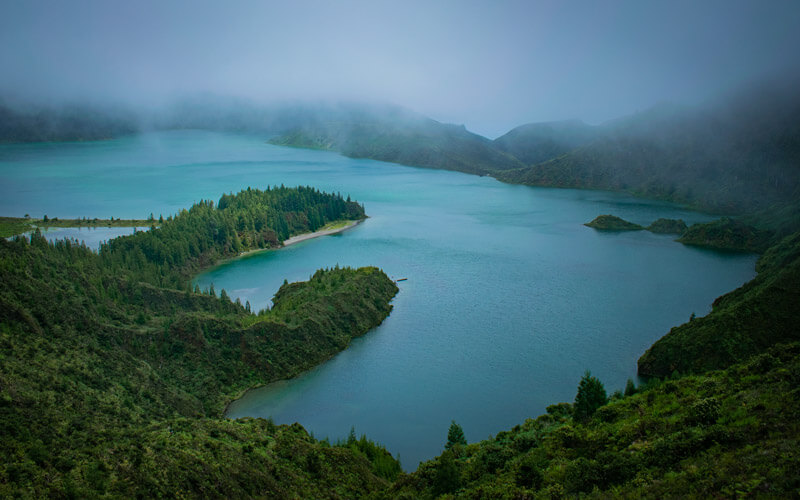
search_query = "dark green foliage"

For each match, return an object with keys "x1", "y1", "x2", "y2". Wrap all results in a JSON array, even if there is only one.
[
  {"x1": 335, "y1": 430, "x2": 402, "y2": 481},
  {"x1": 445, "y1": 421, "x2": 467, "y2": 450},
  {"x1": 647, "y1": 217, "x2": 688, "y2": 234},
  {"x1": 432, "y1": 450, "x2": 460, "y2": 496},
  {"x1": 678, "y1": 217, "x2": 772, "y2": 252},
  {"x1": 388, "y1": 343, "x2": 800, "y2": 498},
  {"x1": 0, "y1": 188, "x2": 398, "y2": 497},
  {"x1": 101, "y1": 185, "x2": 365, "y2": 289},
  {"x1": 639, "y1": 230, "x2": 800, "y2": 377},
  {"x1": 624, "y1": 378, "x2": 637, "y2": 396},
  {"x1": 573, "y1": 371, "x2": 608, "y2": 421},
  {"x1": 584, "y1": 214, "x2": 644, "y2": 231}
]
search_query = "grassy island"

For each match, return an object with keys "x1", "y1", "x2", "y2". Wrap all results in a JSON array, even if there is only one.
[{"x1": 584, "y1": 214, "x2": 644, "y2": 231}]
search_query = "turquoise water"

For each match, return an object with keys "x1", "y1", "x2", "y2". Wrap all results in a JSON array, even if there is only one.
[{"x1": 0, "y1": 130, "x2": 757, "y2": 469}]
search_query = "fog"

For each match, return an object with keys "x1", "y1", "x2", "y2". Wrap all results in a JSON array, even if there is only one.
[{"x1": 2, "y1": 0, "x2": 799, "y2": 137}]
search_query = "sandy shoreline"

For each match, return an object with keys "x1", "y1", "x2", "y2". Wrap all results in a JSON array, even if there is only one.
[
  {"x1": 232, "y1": 219, "x2": 364, "y2": 261},
  {"x1": 283, "y1": 219, "x2": 363, "y2": 247}
]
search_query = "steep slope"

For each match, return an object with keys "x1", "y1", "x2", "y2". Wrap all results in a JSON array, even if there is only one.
[
  {"x1": 268, "y1": 103, "x2": 524, "y2": 175},
  {"x1": 638, "y1": 231, "x2": 800, "y2": 377}
]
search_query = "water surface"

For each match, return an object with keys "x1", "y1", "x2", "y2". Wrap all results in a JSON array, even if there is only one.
[{"x1": 0, "y1": 130, "x2": 757, "y2": 469}]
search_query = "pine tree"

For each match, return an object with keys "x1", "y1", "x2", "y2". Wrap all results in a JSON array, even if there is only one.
[
  {"x1": 445, "y1": 421, "x2": 467, "y2": 450},
  {"x1": 574, "y1": 370, "x2": 608, "y2": 421},
  {"x1": 624, "y1": 378, "x2": 637, "y2": 397}
]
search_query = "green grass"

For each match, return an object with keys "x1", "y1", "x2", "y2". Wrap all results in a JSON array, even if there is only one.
[{"x1": 320, "y1": 219, "x2": 358, "y2": 231}]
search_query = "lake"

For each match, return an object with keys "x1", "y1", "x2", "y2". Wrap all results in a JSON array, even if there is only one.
[{"x1": 0, "y1": 130, "x2": 757, "y2": 469}]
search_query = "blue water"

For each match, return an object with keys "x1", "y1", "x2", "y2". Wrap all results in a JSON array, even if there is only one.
[{"x1": 0, "y1": 130, "x2": 758, "y2": 469}]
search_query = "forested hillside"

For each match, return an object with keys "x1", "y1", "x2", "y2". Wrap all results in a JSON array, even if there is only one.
[
  {"x1": 496, "y1": 80, "x2": 800, "y2": 213},
  {"x1": 268, "y1": 108, "x2": 523, "y2": 175},
  {"x1": 0, "y1": 187, "x2": 400, "y2": 497}
]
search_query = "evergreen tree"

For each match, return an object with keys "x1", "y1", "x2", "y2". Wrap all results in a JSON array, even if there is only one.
[
  {"x1": 574, "y1": 370, "x2": 608, "y2": 421},
  {"x1": 445, "y1": 420, "x2": 467, "y2": 450},
  {"x1": 624, "y1": 378, "x2": 637, "y2": 397}
]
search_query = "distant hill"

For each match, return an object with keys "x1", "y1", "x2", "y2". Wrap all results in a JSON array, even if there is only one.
[
  {"x1": 495, "y1": 80, "x2": 800, "y2": 214},
  {"x1": 0, "y1": 102, "x2": 139, "y2": 143},
  {"x1": 493, "y1": 119, "x2": 598, "y2": 165},
  {"x1": 268, "y1": 103, "x2": 524, "y2": 175},
  {"x1": 2, "y1": 79, "x2": 798, "y2": 214}
]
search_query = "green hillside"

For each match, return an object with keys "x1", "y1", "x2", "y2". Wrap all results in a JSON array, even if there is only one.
[
  {"x1": 270, "y1": 115, "x2": 523, "y2": 175},
  {"x1": 638, "y1": 230, "x2": 800, "y2": 377},
  {"x1": 0, "y1": 188, "x2": 400, "y2": 497}
]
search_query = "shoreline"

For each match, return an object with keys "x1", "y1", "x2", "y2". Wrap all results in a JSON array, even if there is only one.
[
  {"x1": 232, "y1": 218, "x2": 364, "y2": 261},
  {"x1": 282, "y1": 219, "x2": 363, "y2": 247}
]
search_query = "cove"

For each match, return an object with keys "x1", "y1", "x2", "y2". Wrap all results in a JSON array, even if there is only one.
[{"x1": 0, "y1": 130, "x2": 758, "y2": 469}]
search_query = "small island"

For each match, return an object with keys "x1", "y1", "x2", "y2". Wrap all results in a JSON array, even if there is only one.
[{"x1": 584, "y1": 214, "x2": 644, "y2": 231}]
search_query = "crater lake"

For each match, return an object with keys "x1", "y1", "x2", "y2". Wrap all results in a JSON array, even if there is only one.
[{"x1": 0, "y1": 130, "x2": 757, "y2": 468}]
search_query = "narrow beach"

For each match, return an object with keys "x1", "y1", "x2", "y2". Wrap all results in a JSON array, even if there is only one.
[{"x1": 282, "y1": 219, "x2": 363, "y2": 247}]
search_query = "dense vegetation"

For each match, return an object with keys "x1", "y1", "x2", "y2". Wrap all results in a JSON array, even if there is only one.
[
  {"x1": 584, "y1": 215, "x2": 643, "y2": 231},
  {"x1": 0, "y1": 187, "x2": 400, "y2": 497},
  {"x1": 101, "y1": 185, "x2": 365, "y2": 288},
  {"x1": 677, "y1": 217, "x2": 772, "y2": 253},
  {"x1": 646, "y1": 218, "x2": 687, "y2": 235},
  {"x1": 2, "y1": 80, "x2": 799, "y2": 497}
]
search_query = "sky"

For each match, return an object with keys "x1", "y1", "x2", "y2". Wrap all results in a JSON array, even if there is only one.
[{"x1": 1, "y1": 0, "x2": 799, "y2": 137}]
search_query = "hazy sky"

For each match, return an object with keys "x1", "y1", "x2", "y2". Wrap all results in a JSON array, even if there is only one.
[{"x1": 2, "y1": 0, "x2": 799, "y2": 137}]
